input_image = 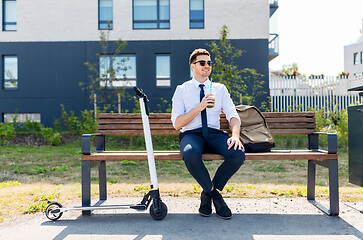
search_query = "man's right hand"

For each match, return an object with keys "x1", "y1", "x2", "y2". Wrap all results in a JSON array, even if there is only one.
[
  {"x1": 200, "y1": 94, "x2": 215, "y2": 110},
  {"x1": 174, "y1": 94, "x2": 214, "y2": 130}
]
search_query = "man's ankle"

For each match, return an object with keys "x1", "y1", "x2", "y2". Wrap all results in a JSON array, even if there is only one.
[{"x1": 210, "y1": 188, "x2": 222, "y2": 199}]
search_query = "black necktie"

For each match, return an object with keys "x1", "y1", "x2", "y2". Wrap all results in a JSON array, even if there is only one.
[{"x1": 199, "y1": 84, "x2": 208, "y2": 137}]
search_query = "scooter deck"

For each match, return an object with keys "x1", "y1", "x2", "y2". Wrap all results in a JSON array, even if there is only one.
[{"x1": 53, "y1": 204, "x2": 147, "y2": 213}]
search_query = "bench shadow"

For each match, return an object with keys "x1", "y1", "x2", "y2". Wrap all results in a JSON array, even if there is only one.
[{"x1": 42, "y1": 212, "x2": 363, "y2": 240}]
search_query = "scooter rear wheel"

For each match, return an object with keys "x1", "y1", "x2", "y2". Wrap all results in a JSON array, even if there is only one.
[
  {"x1": 45, "y1": 202, "x2": 63, "y2": 221},
  {"x1": 149, "y1": 202, "x2": 167, "y2": 220}
]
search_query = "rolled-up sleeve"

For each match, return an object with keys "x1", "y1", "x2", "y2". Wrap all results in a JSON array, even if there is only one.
[
  {"x1": 221, "y1": 85, "x2": 241, "y2": 125},
  {"x1": 171, "y1": 86, "x2": 185, "y2": 129}
]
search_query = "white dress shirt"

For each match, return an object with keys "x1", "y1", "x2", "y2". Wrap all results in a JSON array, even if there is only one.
[{"x1": 171, "y1": 77, "x2": 241, "y2": 132}]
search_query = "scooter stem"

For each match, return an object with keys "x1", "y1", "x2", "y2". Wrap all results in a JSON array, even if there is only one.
[{"x1": 135, "y1": 87, "x2": 159, "y2": 189}]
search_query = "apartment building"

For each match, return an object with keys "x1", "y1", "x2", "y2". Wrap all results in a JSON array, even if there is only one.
[
  {"x1": 0, "y1": 0, "x2": 278, "y2": 126},
  {"x1": 344, "y1": 20, "x2": 363, "y2": 77}
]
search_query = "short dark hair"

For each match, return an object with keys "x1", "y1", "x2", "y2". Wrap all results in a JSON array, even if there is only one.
[{"x1": 189, "y1": 48, "x2": 210, "y2": 64}]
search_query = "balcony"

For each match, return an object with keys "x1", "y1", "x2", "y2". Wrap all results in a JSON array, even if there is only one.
[
  {"x1": 269, "y1": 0, "x2": 278, "y2": 17},
  {"x1": 269, "y1": 33, "x2": 279, "y2": 61}
]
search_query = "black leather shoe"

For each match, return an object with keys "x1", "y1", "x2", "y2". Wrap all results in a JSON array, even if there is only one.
[
  {"x1": 211, "y1": 189, "x2": 232, "y2": 220},
  {"x1": 198, "y1": 190, "x2": 212, "y2": 217}
]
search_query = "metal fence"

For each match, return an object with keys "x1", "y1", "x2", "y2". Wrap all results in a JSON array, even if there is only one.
[{"x1": 269, "y1": 75, "x2": 363, "y2": 116}]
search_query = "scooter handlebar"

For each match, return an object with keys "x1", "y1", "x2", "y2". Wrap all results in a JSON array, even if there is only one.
[
  {"x1": 134, "y1": 87, "x2": 146, "y2": 98},
  {"x1": 134, "y1": 87, "x2": 150, "y2": 116}
]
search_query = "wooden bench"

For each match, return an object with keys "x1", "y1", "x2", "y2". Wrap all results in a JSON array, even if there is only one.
[{"x1": 81, "y1": 112, "x2": 339, "y2": 216}]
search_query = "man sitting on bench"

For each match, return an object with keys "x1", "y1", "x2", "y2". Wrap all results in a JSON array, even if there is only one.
[{"x1": 171, "y1": 48, "x2": 245, "y2": 219}]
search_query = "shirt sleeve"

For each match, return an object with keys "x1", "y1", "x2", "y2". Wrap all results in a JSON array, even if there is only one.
[
  {"x1": 171, "y1": 85, "x2": 185, "y2": 129},
  {"x1": 221, "y1": 84, "x2": 241, "y2": 125}
]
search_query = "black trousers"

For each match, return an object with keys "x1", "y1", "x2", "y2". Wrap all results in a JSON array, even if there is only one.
[{"x1": 179, "y1": 128, "x2": 245, "y2": 192}]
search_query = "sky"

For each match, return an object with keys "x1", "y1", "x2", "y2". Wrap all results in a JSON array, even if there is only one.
[{"x1": 268, "y1": 0, "x2": 363, "y2": 76}]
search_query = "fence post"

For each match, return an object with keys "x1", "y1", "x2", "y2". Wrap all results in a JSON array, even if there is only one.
[
  {"x1": 94, "y1": 94, "x2": 97, "y2": 119},
  {"x1": 118, "y1": 93, "x2": 121, "y2": 113}
]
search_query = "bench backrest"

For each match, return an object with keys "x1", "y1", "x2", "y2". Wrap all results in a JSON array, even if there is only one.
[{"x1": 97, "y1": 112, "x2": 316, "y2": 136}]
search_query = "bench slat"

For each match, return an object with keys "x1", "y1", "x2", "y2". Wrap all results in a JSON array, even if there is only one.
[
  {"x1": 270, "y1": 129, "x2": 316, "y2": 135},
  {"x1": 82, "y1": 150, "x2": 337, "y2": 161},
  {"x1": 263, "y1": 112, "x2": 315, "y2": 118},
  {"x1": 98, "y1": 119, "x2": 172, "y2": 124},
  {"x1": 268, "y1": 123, "x2": 316, "y2": 129},
  {"x1": 98, "y1": 123, "x2": 315, "y2": 131},
  {"x1": 99, "y1": 112, "x2": 315, "y2": 119},
  {"x1": 99, "y1": 124, "x2": 176, "y2": 130},
  {"x1": 98, "y1": 113, "x2": 171, "y2": 119},
  {"x1": 266, "y1": 118, "x2": 315, "y2": 123},
  {"x1": 98, "y1": 129, "x2": 315, "y2": 135},
  {"x1": 96, "y1": 112, "x2": 317, "y2": 136},
  {"x1": 98, "y1": 130, "x2": 180, "y2": 135}
]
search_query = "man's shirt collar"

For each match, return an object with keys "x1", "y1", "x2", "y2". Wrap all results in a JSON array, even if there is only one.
[{"x1": 192, "y1": 77, "x2": 210, "y2": 88}]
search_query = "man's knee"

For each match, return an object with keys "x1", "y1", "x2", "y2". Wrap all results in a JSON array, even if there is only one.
[
  {"x1": 226, "y1": 149, "x2": 245, "y2": 165},
  {"x1": 181, "y1": 144, "x2": 202, "y2": 163}
]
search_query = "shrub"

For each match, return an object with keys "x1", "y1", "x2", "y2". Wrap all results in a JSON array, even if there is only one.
[
  {"x1": 53, "y1": 118, "x2": 62, "y2": 132},
  {"x1": 40, "y1": 127, "x2": 61, "y2": 146},
  {"x1": 49, "y1": 132, "x2": 61, "y2": 146},
  {"x1": 329, "y1": 109, "x2": 348, "y2": 151},
  {"x1": 77, "y1": 109, "x2": 97, "y2": 134},
  {"x1": 307, "y1": 107, "x2": 348, "y2": 151},
  {"x1": 11, "y1": 114, "x2": 20, "y2": 129},
  {"x1": 156, "y1": 98, "x2": 172, "y2": 113},
  {"x1": 61, "y1": 105, "x2": 97, "y2": 134},
  {"x1": 24, "y1": 119, "x2": 42, "y2": 132},
  {"x1": 40, "y1": 127, "x2": 53, "y2": 140},
  {"x1": 309, "y1": 107, "x2": 329, "y2": 131},
  {"x1": 0, "y1": 122, "x2": 15, "y2": 145},
  {"x1": 61, "y1": 104, "x2": 78, "y2": 133}
]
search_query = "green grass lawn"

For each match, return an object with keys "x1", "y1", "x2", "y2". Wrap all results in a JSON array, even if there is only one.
[
  {"x1": 0, "y1": 135, "x2": 351, "y2": 186},
  {"x1": 0, "y1": 135, "x2": 360, "y2": 222}
]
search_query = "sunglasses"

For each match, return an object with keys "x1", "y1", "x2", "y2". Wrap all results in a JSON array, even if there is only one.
[{"x1": 192, "y1": 60, "x2": 213, "y2": 66}]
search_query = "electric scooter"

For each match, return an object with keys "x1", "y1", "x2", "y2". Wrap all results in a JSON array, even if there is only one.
[{"x1": 45, "y1": 87, "x2": 167, "y2": 221}]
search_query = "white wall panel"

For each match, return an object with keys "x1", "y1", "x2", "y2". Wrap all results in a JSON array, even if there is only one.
[
  {"x1": 0, "y1": 0, "x2": 269, "y2": 42},
  {"x1": 344, "y1": 42, "x2": 363, "y2": 76}
]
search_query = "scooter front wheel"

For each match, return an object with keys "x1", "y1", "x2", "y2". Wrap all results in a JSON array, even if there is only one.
[
  {"x1": 45, "y1": 202, "x2": 63, "y2": 221},
  {"x1": 149, "y1": 201, "x2": 167, "y2": 220}
]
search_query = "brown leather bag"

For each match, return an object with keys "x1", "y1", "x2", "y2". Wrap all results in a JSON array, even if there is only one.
[{"x1": 236, "y1": 105, "x2": 275, "y2": 152}]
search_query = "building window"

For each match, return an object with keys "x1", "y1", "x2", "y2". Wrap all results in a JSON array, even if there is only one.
[
  {"x1": 99, "y1": 55, "x2": 136, "y2": 87},
  {"x1": 156, "y1": 55, "x2": 170, "y2": 87},
  {"x1": 3, "y1": 113, "x2": 41, "y2": 123},
  {"x1": 133, "y1": 0, "x2": 170, "y2": 29},
  {"x1": 190, "y1": 0, "x2": 204, "y2": 29},
  {"x1": 360, "y1": 51, "x2": 363, "y2": 64},
  {"x1": 99, "y1": 0, "x2": 113, "y2": 30},
  {"x1": 2, "y1": 0, "x2": 16, "y2": 31},
  {"x1": 3, "y1": 55, "x2": 18, "y2": 89},
  {"x1": 354, "y1": 52, "x2": 359, "y2": 65}
]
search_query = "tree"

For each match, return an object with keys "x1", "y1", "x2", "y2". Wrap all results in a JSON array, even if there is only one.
[
  {"x1": 209, "y1": 25, "x2": 244, "y2": 103},
  {"x1": 81, "y1": 26, "x2": 128, "y2": 112},
  {"x1": 241, "y1": 68, "x2": 266, "y2": 106},
  {"x1": 209, "y1": 25, "x2": 267, "y2": 109}
]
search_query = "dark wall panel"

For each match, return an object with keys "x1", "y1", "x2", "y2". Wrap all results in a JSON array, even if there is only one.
[{"x1": 0, "y1": 39, "x2": 268, "y2": 126}]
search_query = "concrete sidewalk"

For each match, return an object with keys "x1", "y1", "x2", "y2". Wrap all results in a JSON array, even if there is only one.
[{"x1": 1, "y1": 197, "x2": 362, "y2": 240}]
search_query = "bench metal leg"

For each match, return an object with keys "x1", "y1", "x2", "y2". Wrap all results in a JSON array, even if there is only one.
[
  {"x1": 82, "y1": 160, "x2": 91, "y2": 215},
  {"x1": 307, "y1": 160, "x2": 316, "y2": 201},
  {"x1": 328, "y1": 159, "x2": 339, "y2": 215},
  {"x1": 99, "y1": 160, "x2": 107, "y2": 201},
  {"x1": 307, "y1": 159, "x2": 339, "y2": 216}
]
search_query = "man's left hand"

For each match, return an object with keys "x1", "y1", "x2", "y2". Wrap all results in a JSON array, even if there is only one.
[{"x1": 227, "y1": 136, "x2": 244, "y2": 151}]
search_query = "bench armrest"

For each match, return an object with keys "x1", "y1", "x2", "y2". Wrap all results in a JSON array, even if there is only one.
[
  {"x1": 308, "y1": 132, "x2": 337, "y2": 154},
  {"x1": 82, "y1": 134, "x2": 105, "y2": 155}
]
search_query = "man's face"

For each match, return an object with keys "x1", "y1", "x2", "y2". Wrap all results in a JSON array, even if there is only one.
[{"x1": 191, "y1": 54, "x2": 212, "y2": 81}]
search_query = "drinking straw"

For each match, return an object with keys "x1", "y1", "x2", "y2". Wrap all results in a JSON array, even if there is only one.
[{"x1": 210, "y1": 78, "x2": 213, "y2": 93}]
